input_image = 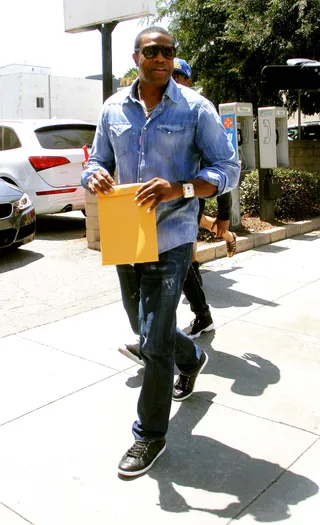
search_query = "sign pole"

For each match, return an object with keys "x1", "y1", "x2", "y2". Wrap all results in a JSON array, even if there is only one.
[{"x1": 99, "y1": 22, "x2": 118, "y2": 102}]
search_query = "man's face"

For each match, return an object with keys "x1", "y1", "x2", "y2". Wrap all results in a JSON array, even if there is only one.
[
  {"x1": 172, "y1": 71, "x2": 192, "y2": 87},
  {"x1": 133, "y1": 32, "x2": 174, "y2": 87}
]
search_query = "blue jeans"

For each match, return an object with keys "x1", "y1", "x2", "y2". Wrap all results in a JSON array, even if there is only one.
[{"x1": 116, "y1": 243, "x2": 203, "y2": 441}]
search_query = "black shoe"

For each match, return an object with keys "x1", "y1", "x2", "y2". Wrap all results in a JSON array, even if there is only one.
[
  {"x1": 118, "y1": 342, "x2": 144, "y2": 367},
  {"x1": 189, "y1": 312, "x2": 214, "y2": 339},
  {"x1": 118, "y1": 439, "x2": 166, "y2": 477},
  {"x1": 172, "y1": 351, "x2": 208, "y2": 402}
]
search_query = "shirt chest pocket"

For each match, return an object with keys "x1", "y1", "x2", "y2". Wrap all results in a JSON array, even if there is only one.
[
  {"x1": 157, "y1": 124, "x2": 194, "y2": 159},
  {"x1": 109, "y1": 123, "x2": 133, "y2": 157}
]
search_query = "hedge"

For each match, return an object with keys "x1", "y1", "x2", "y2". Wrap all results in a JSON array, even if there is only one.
[{"x1": 204, "y1": 169, "x2": 320, "y2": 221}]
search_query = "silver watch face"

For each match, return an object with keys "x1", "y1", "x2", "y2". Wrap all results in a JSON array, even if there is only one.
[{"x1": 183, "y1": 183, "x2": 194, "y2": 198}]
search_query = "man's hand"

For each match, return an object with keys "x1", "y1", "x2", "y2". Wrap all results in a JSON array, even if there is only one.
[
  {"x1": 88, "y1": 168, "x2": 115, "y2": 196},
  {"x1": 134, "y1": 178, "x2": 179, "y2": 212},
  {"x1": 210, "y1": 218, "x2": 230, "y2": 238}
]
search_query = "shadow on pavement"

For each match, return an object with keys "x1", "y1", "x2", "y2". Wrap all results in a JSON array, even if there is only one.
[
  {"x1": 35, "y1": 213, "x2": 86, "y2": 241},
  {"x1": 204, "y1": 350, "x2": 280, "y2": 397},
  {"x1": 149, "y1": 394, "x2": 319, "y2": 521},
  {"x1": 254, "y1": 244, "x2": 288, "y2": 253},
  {"x1": 125, "y1": 348, "x2": 280, "y2": 398},
  {"x1": 291, "y1": 232, "x2": 320, "y2": 242},
  {"x1": 0, "y1": 247, "x2": 43, "y2": 274},
  {"x1": 185, "y1": 268, "x2": 280, "y2": 309}
]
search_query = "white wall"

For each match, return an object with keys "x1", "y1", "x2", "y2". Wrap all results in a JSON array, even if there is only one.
[
  {"x1": 0, "y1": 64, "x2": 51, "y2": 75},
  {"x1": 288, "y1": 112, "x2": 320, "y2": 127},
  {"x1": 0, "y1": 72, "x2": 102, "y2": 123},
  {"x1": 49, "y1": 75, "x2": 102, "y2": 122}
]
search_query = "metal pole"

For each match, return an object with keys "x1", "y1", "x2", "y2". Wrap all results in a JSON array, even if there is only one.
[
  {"x1": 298, "y1": 90, "x2": 302, "y2": 140},
  {"x1": 256, "y1": 120, "x2": 275, "y2": 221},
  {"x1": 99, "y1": 22, "x2": 118, "y2": 103}
]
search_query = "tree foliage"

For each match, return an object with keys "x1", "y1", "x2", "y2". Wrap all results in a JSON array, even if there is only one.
[
  {"x1": 120, "y1": 67, "x2": 139, "y2": 87},
  {"x1": 155, "y1": 0, "x2": 320, "y2": 114}
]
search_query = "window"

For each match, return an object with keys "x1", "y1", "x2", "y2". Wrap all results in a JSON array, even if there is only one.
[
  {"x1": 35, "y1": 124, "x2": 96, "y2": 149},
  {"x1": 36, "y1": 97, "x2": 44, "y2": 108},
  {"x1": 3, "y1": 128, "x2": 21, "y2": 150}
]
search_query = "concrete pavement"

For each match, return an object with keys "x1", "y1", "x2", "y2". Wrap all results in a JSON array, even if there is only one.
[{"x1": 0, "y1": 229, "x2": 319, "y2": 524}]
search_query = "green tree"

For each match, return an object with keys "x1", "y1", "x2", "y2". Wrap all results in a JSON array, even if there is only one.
[
  {"x1": 156, "y1": 0, "x2": 320, "y2": 114},
  {"x1": 120, "y1": 67, "x2": 139, "y2": 87}
]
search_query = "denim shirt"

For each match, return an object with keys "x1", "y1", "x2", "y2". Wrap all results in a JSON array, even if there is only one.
[{"x1": 82, "y1": 78, "x2": 240, "y2": 254}]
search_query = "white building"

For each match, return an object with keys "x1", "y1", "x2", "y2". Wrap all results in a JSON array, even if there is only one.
[{"x1": 0, "y1": 64, "x2": 104, "y2": 123}]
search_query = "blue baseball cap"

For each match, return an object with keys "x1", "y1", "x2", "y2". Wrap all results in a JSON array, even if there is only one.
[{"x1": 173, "y1": 58, "x2": 192, "y2": 79}]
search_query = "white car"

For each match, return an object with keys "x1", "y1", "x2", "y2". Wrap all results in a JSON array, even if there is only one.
[{"x1": 0, "y1": 119, "x2": 96, "y2": 215}]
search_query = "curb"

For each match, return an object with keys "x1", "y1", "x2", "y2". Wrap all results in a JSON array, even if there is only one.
[{"x1": 196, "y1": 216, "x2": 320, "y2": 263}]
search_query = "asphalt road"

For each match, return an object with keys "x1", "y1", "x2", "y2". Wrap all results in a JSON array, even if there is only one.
[{"x1": 0, "y1": 211, "x2": 121, "y2": 338}]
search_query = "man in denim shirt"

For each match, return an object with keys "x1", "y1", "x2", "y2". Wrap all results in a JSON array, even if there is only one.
[{"x1": 82, "y1": 26, "x2": 240, "y2": 477}]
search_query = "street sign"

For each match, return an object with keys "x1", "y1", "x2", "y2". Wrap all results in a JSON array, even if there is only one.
[{"x1": 63, "y1": 0, "x2": 157, "y2": 33}]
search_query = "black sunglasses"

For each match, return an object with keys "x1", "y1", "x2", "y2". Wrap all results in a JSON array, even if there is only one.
[{"x1": 134, "y1": 44, "x2": 176, "y2": 60}]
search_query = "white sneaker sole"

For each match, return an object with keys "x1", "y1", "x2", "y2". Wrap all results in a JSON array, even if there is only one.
[
  {"x1": 118, "y1": 346, "x2": 144, "y2": 367},
  {"x1": 118, "y1": 443, "x2": 166, "y2": 477},
  {"x1": 189, "y1": 322, "x2": 215, "y2": 340}
]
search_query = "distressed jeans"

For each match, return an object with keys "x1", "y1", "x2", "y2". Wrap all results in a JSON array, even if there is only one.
[{"x1": 116, "y1": 243, "x2": 203, "y2": 441}]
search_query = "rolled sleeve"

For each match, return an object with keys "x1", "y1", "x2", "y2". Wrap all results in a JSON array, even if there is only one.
[
  {"x1": 194, "y1": 101, "x2": 240, "y2": 196},
  {"x1": 81, "y1": 108, "x2": 115, "y2": 190}
]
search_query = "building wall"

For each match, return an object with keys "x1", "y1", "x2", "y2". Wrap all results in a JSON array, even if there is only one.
[
  {"x1": 49, "y1": 75, "x2": 102, "y2": 122},
  {"x1": 0, "y1": 72, "x2": 103, "y2": 123},
  {"x1": 20, "y1": 74, "x2": 50, "y2": 118},
  {"x1": 0, "y1": 64, "x2": 51, "y2": 76},
  {"x1": 0, "y1": 74, "x2": 22, "y2": 119},
  {"x1": 288, "y1": 140, "x2": 320, "y2": 172}
]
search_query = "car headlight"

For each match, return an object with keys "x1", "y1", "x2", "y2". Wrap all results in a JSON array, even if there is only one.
[{"x1": 13, "y1": 193, "x2": 32, "y2": 211}]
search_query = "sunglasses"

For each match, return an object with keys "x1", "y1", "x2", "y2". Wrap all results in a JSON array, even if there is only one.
[{"x1": 134, "y1": 45, "x2": 176, "y2": 60}]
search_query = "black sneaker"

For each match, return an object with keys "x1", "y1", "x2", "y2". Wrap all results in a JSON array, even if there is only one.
[
  {"x1": 172, "y1": 351, "x2": 208, "y2": 402},
  {"x1": 189, "y1": 312, "x2": 214, "y2": 339},
  {"x1": 118, "y1": 342, "x2": 144, "y2": 367},
  {"x1": 118, "y1": 439, "x2": 166, "y2": 477}
]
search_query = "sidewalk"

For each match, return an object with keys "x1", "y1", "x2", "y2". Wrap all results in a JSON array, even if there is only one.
[{"x1": 0, "y1": 229, "x2": 319, "y2": 524}]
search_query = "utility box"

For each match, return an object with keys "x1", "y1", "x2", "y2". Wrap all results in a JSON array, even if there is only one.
[
  {"x1": 219, "y1": 102, "x2": 256, "y2": 171},
  {"x1": 258, "y1": 107, "x2": 289, "y2": 169}
]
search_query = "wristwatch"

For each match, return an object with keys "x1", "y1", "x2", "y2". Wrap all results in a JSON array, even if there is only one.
[{"x1": 179, "y1": 180, "x2": 195, "y2": 198}]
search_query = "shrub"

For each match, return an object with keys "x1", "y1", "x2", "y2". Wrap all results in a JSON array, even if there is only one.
[
  {"x1": 275, "y1": 169, "x2": 320, "y2": 219},
  {"x1": 239, "y1": 171, "x2": 260, "y2": 217},
  {"x1": 239, "y1": 169, "x2": 320, "y2": 220},
  {"x1": 203, "y1": 197, "x2": 218, "y2": 217}
]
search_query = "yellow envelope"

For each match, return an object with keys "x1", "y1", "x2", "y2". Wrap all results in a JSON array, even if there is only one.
[{"x1": 97, "y1": 183, "x2": 159, "y2": 265}]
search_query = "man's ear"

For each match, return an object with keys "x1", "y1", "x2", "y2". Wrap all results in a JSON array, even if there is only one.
[
  {"x1": 186, "y1": 78, "x2": 192, "y2": 87},
  {"x1": 132, "y1": 53, "x2": 139, "y2": 67}
]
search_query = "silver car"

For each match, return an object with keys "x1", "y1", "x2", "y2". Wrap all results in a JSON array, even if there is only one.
[
  {"x1": 0, "y1": 179, "x2": 36, "y2": 249},
  {"x1": 0, "y1": 119, "x2": 96, "y2": 215}
]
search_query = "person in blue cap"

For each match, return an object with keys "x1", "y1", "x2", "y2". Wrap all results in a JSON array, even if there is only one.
[
  {"x1": 172, "y1": 58, "x2": 193, "y2": 87},
  {"x1": 173, "y1": 58, "x2": 237, "y2": 338}
]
